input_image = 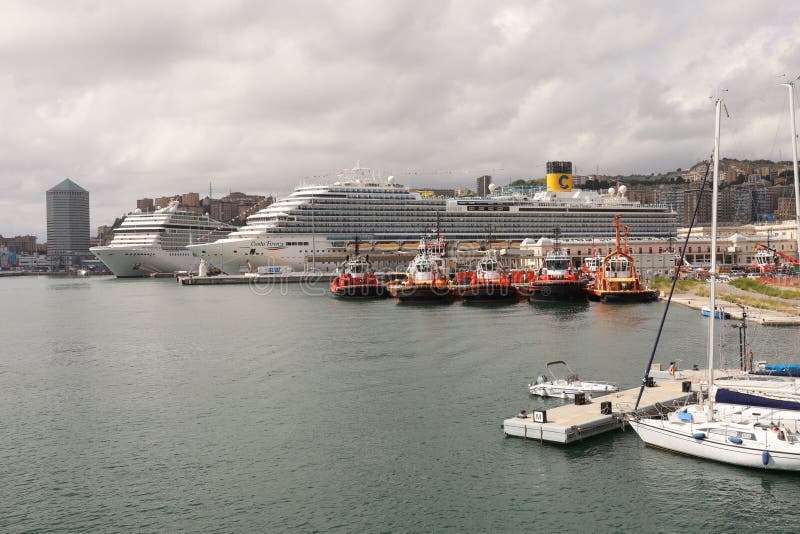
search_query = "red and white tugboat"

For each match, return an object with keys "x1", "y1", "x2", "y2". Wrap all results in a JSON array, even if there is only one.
[
  {"x1": 529, "y1": 251, "x2": 587, "y2": 301},
  {"x1": 586, "y1": 215, "x2": 658, "y2": 302},
  {"x1": 330, "y1": 254, "x2": 387, "y2": 298},
  {"x1": 580, "y1": 239, "x2": 603, "y2": 282},
  {"x1": 396, "y1": 236, "x2": 455, "y2": 302},
  {"x1": 459, "y1": 249, "x2": 517, "y2": 302}
]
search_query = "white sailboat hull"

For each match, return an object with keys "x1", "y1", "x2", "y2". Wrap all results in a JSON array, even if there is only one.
[{"x1": 629, "y1": 418, "x2": 800, "y2": 471}]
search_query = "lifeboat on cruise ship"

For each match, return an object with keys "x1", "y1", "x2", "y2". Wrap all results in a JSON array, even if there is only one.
[
  {"x1": 458, "y1": 250, "x2": 518, "y2": 302},
  {"x1": 330, "y1": 255, "x2": 387, "y2": 298},
  {"x1": 527, "y1": 251, "x2": 587, "y2": 301},
  {"x1": 586, "y1": 216, "x2": 658, "y2": 303},
  {"x1": 456, "y1": 241, "x2": 481, "y2": 251},
  {"x1": 395, "y1": 236, "x2": 455, "y2": 302},
  {"x1": 374, "y1": 241, "x2": 400, "y2": 252}
]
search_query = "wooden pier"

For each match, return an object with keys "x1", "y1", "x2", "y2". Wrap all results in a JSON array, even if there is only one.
[{"x1": 503, "y1": 378, "x2": 698, "y2": 445}]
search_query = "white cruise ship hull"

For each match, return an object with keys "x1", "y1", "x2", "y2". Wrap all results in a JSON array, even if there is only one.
[
  {"x1": 187, "y1": 235, "x2": 333, "y2": 274},
  {"x1": 91, "y1": 246, "x2": 200, "y2": 277}
]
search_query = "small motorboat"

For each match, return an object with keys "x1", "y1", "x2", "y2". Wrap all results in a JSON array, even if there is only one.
[
  {"x1": 528, "y1": 360, "x2": 618, "y2": 399},
  {"x1": 701, "y1": 305, "x2": 730, "y2": 319}
]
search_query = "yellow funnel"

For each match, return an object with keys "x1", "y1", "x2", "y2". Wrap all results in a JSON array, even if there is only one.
[{"x1": 546, "y1": 172, "x2": 572, "y2": 192}]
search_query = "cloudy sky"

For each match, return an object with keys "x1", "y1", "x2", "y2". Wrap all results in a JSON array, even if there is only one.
[{"x1": 2, "y1": 0, "x2": 800, "y2": 239}]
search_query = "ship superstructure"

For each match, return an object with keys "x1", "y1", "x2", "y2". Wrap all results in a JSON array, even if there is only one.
[
  {"x1": 188, "y1": 162, "x2": 678, "y2": 274},
  {"x1": 91, "y1": 200, "x2": 236, "y2": 277}
]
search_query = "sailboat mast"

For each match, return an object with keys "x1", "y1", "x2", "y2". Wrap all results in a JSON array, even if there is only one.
[
  {"x1": 785, "y1": 81, "x2": 800, "y2": 262},
  {"x1": 707, "y1": 98, "x2": 722, "y2": 414}
]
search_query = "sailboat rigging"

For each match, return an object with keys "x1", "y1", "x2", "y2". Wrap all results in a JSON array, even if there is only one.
[{"x1": 628, "y1": 97, "x2": 800, "y2": 471}]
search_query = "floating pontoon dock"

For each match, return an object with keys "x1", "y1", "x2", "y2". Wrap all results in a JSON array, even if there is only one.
[{"x1": 503, "y1": 373, "x2": 714, "y2": 445}]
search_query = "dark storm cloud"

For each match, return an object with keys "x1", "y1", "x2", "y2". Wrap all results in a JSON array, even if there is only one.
[{"x1": 1, "y1": 0, "x2": 799, "y2": 237}]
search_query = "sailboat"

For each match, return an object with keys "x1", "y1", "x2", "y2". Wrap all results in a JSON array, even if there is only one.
[{"x1": 628, "y1": 98, "x2": 800, "y2": 470}]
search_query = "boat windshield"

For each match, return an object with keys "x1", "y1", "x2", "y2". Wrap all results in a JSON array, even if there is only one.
[
  {"x1": 349, "y1": 262, "x2": 367, "y2": 274},
  {"x1": 607, "y1": 258, "x2": 630, "y2": 271},
  {"x1": 546, "y1": 258, "x2": 571, "y2": 270},
  {"x1": 481, "y1": 260, "x2": 498, "y2": 271},
  {"x1": 416, "y1": 261, "x2": 432, "y2": 272}
]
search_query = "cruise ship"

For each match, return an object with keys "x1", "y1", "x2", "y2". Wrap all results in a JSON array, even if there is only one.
[
  {"x1": 91, "y1": 200, "x2": 237, "y2": 277},
  {"x1": 188, "y1": 162, "x2": 678, "y2": 274}
]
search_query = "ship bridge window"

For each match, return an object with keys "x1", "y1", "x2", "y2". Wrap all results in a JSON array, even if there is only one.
[{"x1": 250, "y1": 248, "x2": 256, "y2": 255}]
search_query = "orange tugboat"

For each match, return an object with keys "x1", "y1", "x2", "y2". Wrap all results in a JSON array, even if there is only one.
[
  {"x1": 330, "y1": 255, "x2": 387, "y2": 298},
  {"x1": 458, "y1": 249, "x2": 517, "y2": 302},
  {"x1": 585, "y1": 215, "x2": 658, "y2": 302},
  {"x1": 395, "y1": 236, "x2": 455, "y2": 302}
]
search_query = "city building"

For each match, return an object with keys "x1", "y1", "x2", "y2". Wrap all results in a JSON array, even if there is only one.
[
  {"x1": 571, "y1": 175, "x2": 593, "y2": 187},
  {"x1": 46, "y1": 178, "x2": 90, "y2": 266},
  {"x1": 627, "y1": 188, "x2": 658, "y2": 204},
  {"x1": 656, "y1": 189, "x2": 685, "y2": 222},
  {"x1": 410, "y1": 188, "x2": 457, "y2": 198},
  {"x1": 180, "y1": 192, "x2": 200, "y2": 207},
  {"x1": 137, "y1": 198, "x2": 155, "y2": 212},
  {"x1": 776, "y1": 195, "x2": 797, "y2": 221},
  {"x1": 0, "y1": 234, "x2": 37, "y2": 254},
  {"x1": 476, "y1": 175, "x2": 492, "y2": 196},
  {"x1": 205, "y1": 192, "x2": 271, "y2": 225}
]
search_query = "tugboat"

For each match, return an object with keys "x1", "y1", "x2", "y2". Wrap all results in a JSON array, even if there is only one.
[
  {"x1": 580, "y1": 242, "x2": 603, "y2": 282},
  {"x1": 395, "y1": 236, "x2": 454, "y2": 302},
  {"x1": 585, "y1": 215, "x2": 659, "y2": 302},
  {"x1": 330, "y1": 253, "x2": 387, "y2": 298},
  {"x1": 528, "y1": 251, "x2": 587, "y2": 301},
  {"x1": 459, "y1": 249, "x2": 517, "y2": 302}
]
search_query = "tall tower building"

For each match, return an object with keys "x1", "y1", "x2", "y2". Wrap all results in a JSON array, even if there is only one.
[
  {"x1": 476, "y1": 175, "x2": 492, "y2": 196},
  {"x1": 46, "y1": 178, "x2": 90, "y2": 261}
]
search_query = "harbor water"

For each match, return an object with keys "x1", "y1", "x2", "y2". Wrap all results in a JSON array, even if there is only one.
[{"x1": 1, "y1": 276, "x2": 799, "y2": 532}]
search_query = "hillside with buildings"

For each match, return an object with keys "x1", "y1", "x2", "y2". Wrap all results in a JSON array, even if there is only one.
[{"x1": 507, "y1": 159, "x2": 796, "y2": 227}]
